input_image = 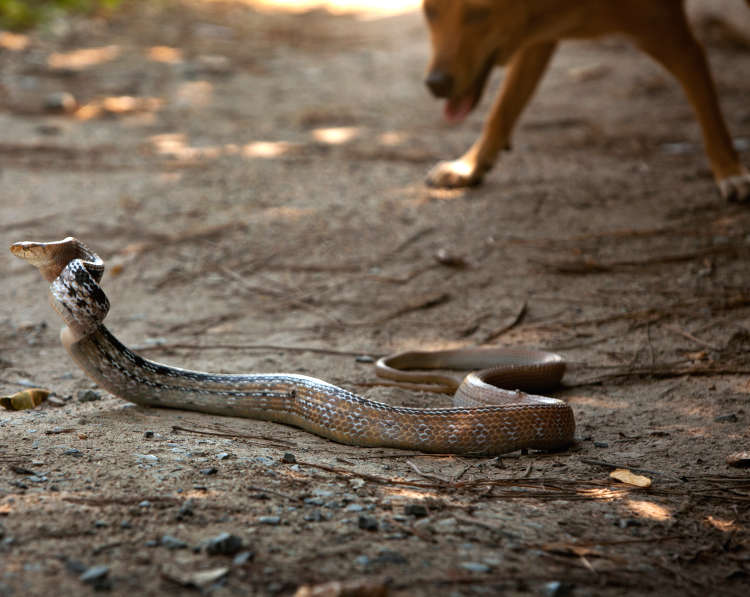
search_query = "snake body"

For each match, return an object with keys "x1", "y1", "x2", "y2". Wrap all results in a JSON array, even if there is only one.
[{"x1": 10, "y1": 237, "x2": 574, "y2": 455}]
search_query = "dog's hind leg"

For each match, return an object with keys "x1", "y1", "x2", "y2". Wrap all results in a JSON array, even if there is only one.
[
  {"x1": 426, "y1": 42, "x2": 557, "y2": 189},
  {"x1": 631, "y1": 6, "x2": 749, "y2": 202}
]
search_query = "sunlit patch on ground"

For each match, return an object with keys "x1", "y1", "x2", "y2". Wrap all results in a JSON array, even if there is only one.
[
  {"x1": 211, "y1": 0, "x2": 421, "y2": 18},
  {"x1": 47, "y1": 44, "x2": 121, "y2": 70}
]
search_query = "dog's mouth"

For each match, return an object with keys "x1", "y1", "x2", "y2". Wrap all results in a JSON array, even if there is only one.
[{"x1": 444, "y1": 49, "x2": 498, "y2": 123}]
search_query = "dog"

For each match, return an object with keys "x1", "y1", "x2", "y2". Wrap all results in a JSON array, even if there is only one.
[{"x1": 422, "y1": 0, "x2": 750, "y2": 202}]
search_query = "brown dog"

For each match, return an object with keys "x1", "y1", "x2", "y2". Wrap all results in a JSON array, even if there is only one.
[{"x1": 422, "y1": 0, "x2": 750, "y2": 201}]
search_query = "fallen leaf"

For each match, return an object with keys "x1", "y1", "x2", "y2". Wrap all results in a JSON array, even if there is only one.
[
  {"x1": 610, "y1": 468, "x2": 652, "y2": 488},
  {"x1": 294, "y1": 579, "x2": 388, "y2": 597},
  {"x1": 0, "y1": 389, "x2": 50, "y2": 410}
]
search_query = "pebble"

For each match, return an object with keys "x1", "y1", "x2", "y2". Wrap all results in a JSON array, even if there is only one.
[
  {"x1": 120, "y1": 521, "x2": 132, "y2": 529},
  {"x1": 281, "y1": 452, "x2": 296, "y2": 464},
  {"x1": 44, "y1": 91, "x2": 77, "y2": 113},
  {"x1": 143, "y1": 431, "x2": 154, "y2": 438},
  {"x1": 178, "y1": 499, "x2": 195, "y2": 518},
  {"x1": 303, "y1": 510, "x2": 325, "y2": 522},
  {"x1": 216, "y1": 452, "x2": 231, "y2": 460},
  {"x1": 542, "y1": 581, "x2": 574, "y2": 597},
  {"x1": 161, "y1": 535, "x2": 188, "y2": 550},
  {"x1": 204, "y1": 532, "x2": 244, "y2": 555},
  {"x1": 593, "y1": 441, "x2": 609, "y2": 448},
  {"x1": 232, "y1": 551, "x2": 254, "y2": 566},
  {"x1": 77, "y1": 390, "x2": 102, "y2": 403},
  {"x1": 373, "y1": 550, "x2": 407, "y2": 565},
  {"x1": 137, "y1": 454, "x2": 159, "y2": 464},
  {"x1": 258, "y1": 516, "x2": 281, "y2": 525},
  {"x1": 727, "y1": 451, "x2": 750, "y2": 468},
  {"x1": 404, "y1": 503, "x2": 428, "y2": 518},
  {"x1": 714, "y1": 413, "x2": 738, "y2": 423},
  {"x1": 200, "y1": 467, "x2": 218, "y2": 475},
  {"x1": 460, "y1": 562, "x2": 490, "y2": 573},
  {"x1": 345, "y1": 504, "x2": 364, "y2": 512},
  {"x1": 358, "y1": 515, "x2": 378, "y2": 531},
  {"x1": 139, "y1": 500, "x2": 151, "y2": 508},
  {"x1": 79, "y1": 565, "x2": 110, "y2": 590},
  {"x1": 63, "y1": 448, "x2": 81, "y2": 456},
  {"x1": 355, "y1": 355, "x2": 375, "y2": 363},
  {"x1": 94, "y1": 520, "x2": 108, "y2": 528}
]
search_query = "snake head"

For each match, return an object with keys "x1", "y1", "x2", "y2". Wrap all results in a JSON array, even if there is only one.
[{"x1": 10, "y1": 237, "x2": 103, "y2": 283}]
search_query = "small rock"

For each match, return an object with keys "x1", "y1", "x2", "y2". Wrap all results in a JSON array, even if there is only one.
[
  {"x1": 200, "y1": 467, "x2": 218, "y2": 475},
  {"x1": 404, "y1": 503, "x2": 428, "y2": 518},
  {"x1": 281, "y1": 452, "x2": 296, "y2": 464},
  {"x1": 79, "y1": 565, "x2": 110, "y2": 590},
  {"x1": 120, "y1": 521, "x2": 132, "y2": 529},
  {"x1": 727, "y1": 451, "x2": 750, "y2": 468},
  {"x1": 204, "y1": 532, "x2": 244, "y2": 556},
  {"x1": 345, "y1": 504, "x2": 364, "y2": 512},
  {"x1": 94, "y1": 520, "x2": 108, "y2": 528},
  {"x1": 258, "y1": 516, "x2": 281, "y2": 525},
  {"x1": 44, "y1": 91, "x2": 77, "y2": 114},
  {"x1": 177, "y1": 499, "x2": 195, "y2": 519},
  {"x1": 593, "y1": 441, "x2": 609, "y2": 448},
  {"x1": 355, "y1": 355, "x2": 375, "y2": 363},
  {"x1": 143, "y1": 431, "x2": 154, "y2": 438},
  {"x1": 77, "y1": 390, "x2": 102, "y2": 403},
  {"x1": 139, "y1": 500, "x2": 151, "y2": 508},
  {"x1": 358, "y1": 515, "x2": 378, "y2": 531},
  {"x1": 714, "y1": 413, "x2": 738, "y2": 423},
  {"x1": 542, "y1": 581, "x2": 574, "y2": 597},
  {"x1": 373, "y1": 550, "x2": 407, "y2": 565},
  {"x1": 460, "y1": 562, "x2": 490, "y2": 573},
  {"x1": 232, "y1": 551, "x2": 254, "y2": 566},
  {"x1": 137, "y1": 454, "x2": 158, "y2": 464},
  {"x1": 216, "y1": 452, "x2": 231, "y2": 460},
  {"x1": 63, "y1": 448, "x2": 81, "y2": 456},
  {"x1": 303, "y1": 510, "x2": 324, "y2": 522},
  {"x1": 161, "y1": 535, "x2": 188, "y2": 550}
]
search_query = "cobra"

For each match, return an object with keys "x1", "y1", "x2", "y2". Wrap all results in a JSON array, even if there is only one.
[{"x1": 10, "y1": 237, "x2": 574, "y2": 455}]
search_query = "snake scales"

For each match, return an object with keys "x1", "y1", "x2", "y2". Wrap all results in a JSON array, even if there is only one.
[{"x1": 10, "y1": 237, "x2": 574, "y2": 455}]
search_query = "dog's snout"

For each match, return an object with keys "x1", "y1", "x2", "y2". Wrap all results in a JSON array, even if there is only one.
[{"x1": 425, "y1": 69, "x2": 454, "y2": 98}]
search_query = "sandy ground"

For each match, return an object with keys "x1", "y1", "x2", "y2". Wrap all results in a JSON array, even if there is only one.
[{"x1": 1, "y1": 1, "x2": 750, "y2": 595}]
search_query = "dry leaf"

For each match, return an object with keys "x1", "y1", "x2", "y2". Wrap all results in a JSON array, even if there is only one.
[
  {"x1": 294, "y1": 579, "x2": 388, "y2": 597},
  {"x1": 610, "y1": 468, "x2": 652, "y2": 488},
  {"x1": 0, "y1": 389, "x2": 50, "y2": 410}
]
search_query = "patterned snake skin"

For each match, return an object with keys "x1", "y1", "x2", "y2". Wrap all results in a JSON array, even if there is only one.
[{"x1": 10, "y1": 237, "x2": 574, "y2": 455}]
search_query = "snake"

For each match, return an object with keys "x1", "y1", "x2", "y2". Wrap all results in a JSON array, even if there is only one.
[{"x1": 10, "y1": 237, "x2": 575, "y2": 456}]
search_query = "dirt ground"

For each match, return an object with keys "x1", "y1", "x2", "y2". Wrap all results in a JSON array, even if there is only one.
[{"x1": 2, "y1": 1, "x2": 750, "y2": 595}]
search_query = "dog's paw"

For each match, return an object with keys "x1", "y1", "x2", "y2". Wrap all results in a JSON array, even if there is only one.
[
  {"x1": 718, "y1": 170, "x2": 750, "y2": 203},
  {"x1": 425, "y1": 159, "x2": 484, "y2": 188}
]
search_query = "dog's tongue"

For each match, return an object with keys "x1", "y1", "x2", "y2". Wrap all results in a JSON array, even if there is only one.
[{"x1": 444, "y1": 96, "x2": 474, "y2": 123}]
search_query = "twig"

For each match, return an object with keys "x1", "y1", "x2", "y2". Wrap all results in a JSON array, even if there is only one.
[
  {"x1": 664, "y1": 325, "x2": 721, "y2": 350},
  {"x1": 406, "y1": 460, "x2": 451, "y2": 484},
  {"x1": 481, "y1": 301, "x2": 528, "y2": 343}
]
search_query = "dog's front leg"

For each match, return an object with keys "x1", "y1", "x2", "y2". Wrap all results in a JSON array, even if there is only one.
[{"x1": 426, "y1": 42, "x2": 557, "y2": 189}]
